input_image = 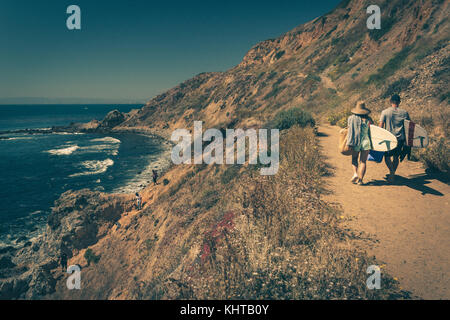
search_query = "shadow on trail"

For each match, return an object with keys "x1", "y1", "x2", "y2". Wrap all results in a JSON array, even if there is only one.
[
  {"x1": 316, "y1": 131, "x2": 329, "y2": 137},
  {"x1": 423, "y1": 168, "x2": 450, "y2": 185},
  {"x1": 367, "y1": 173, "x2": 444, "y2": 196}
]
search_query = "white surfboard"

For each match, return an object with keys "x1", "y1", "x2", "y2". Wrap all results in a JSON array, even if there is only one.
[
  {"x1": 404, "y1": 120, "x2": 429, "y2": 148},
  {"x1": 369, "y1": 125, "x2": 398, "y2": 152}
]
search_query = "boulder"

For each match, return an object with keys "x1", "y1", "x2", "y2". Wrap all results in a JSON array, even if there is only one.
[
  {"x1": 0, "y1": 189, "x2": 133, "y2": 299},
  {"x1": 100, "y1": 110, "x2": 126, "y2": 128}
]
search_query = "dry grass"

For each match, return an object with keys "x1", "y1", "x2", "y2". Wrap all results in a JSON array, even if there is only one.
[{"x1": 141, "y1": 127, "x2": 409, "y2": 299}]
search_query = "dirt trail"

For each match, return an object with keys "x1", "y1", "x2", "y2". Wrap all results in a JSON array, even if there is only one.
[{"x1": 319, "y1": 124, "x2": 450, "y2": 300}]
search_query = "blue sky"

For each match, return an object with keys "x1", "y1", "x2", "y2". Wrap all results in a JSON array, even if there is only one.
[{"x1": 0, "y1": 0, "x2": 341, "y2": 103}]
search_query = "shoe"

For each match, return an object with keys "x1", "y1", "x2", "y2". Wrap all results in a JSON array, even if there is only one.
[
  {"x1": 351, "y1": 175, "x2": 359, "y2": 184},
  {"x1": 387, "y1": 174, "x2": 395, "y2": 183},
  {"x1": 357, "y1": 179, "x2": 364, "y2": 185}
]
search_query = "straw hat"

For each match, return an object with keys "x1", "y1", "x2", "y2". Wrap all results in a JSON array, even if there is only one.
[{"x1": 351, "y1": 101, "x2": 371, "y2": 115}]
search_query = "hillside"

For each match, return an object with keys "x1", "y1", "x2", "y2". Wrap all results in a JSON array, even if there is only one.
[
  {"x1": 117, "y1": 0, "x2": 448, "y2": 139},
  {"x1": 1, "y1": 0, "x2": 448, "y2": 300}
]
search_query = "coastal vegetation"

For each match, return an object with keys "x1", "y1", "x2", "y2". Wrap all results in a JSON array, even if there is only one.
[
  {"x1": 269, "y1": 107, "x2": 315, "y2": 131},
  {"x1": 2, "y1": 0, "x2": 448, "y2": 300},
  {"x1": 134, "y1": 124, "x2": 409, "y2": 299}
]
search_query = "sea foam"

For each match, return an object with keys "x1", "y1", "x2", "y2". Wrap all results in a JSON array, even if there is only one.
[
  {"x1": 69, "y1": 158, "x2": 114, "y2": 177},
  {"x1": 91, "y1": 137, "x2": 121, "y2": 144},
  {"x1": 46, "y1": 145, "x2": 79, "y2": 156}
]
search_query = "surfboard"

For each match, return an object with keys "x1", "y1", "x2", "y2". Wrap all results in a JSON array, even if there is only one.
[
  {"x1": 369, "y1": 125, "x2": 398, "y2": 152},
  {"x1": 404, "y1": 120, "x2": 429, "y2": 148}
]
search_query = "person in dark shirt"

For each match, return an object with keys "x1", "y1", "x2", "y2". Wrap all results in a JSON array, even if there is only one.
[
  {"x1": 379, "y1": 94, "x2": 411, "y2": 182},
  {"x1": 152, "y1": 170, "x2": 158, "y2": 185},
  {"x1": 60, "y1": 252, "x2": 68, "y2": 272}
]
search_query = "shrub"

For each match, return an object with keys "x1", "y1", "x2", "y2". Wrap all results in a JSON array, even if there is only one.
[
  {"x1": 270, "y1": 107, "x2": 315, "y2": 130},
  {"x1": 163, "y1": 179, "x2": 170, "y2": 186},
  {"x1": 327, "y1": 109, "x2": 352, "y2": 128},
  {"x1": 144, "y1": 235, "x2": 159, "y2": 251},
  {"x1": 382, "y1": 77, "x2": 413, "y2": 98},
  {"x1": 305, "y1": 74, "x2": 321, "y2": 83},
  {"x1": 329, "y1": 58, "x2": 361, "y2": 81},
  {"x1": 418, "y1": 138, "x2": 449, "y2": 175},
  {"x1": 221, "y1": 166, "x2": 240, "y2": 184},
  {"x1": 440, "y1": 91, "x2": 450, "y2": 103},
  {"x1": 274, "y1": 50, "x2": 285, "y2": 60},
  {"x1": 196, "y1": 189, "x2": 219, "y2": 210},
  {"x1": 369, "y1": 17, "x2": 395, "y2": 41},
  {"x1": 263, "y1": 85, "x2": 287, "y2": 100},
  {"x1": 84, "y1": 248, "x2": 100, "y2": 266},
  {"x1": 367, "y1": 46, "x2": 413, "y2": 85}
]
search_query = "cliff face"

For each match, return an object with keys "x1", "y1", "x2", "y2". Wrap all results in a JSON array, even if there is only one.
[
  {"x1": 1, "y1": 0, "x2": 448, "y2": 300},
  {"x1": 118, "y1": 0, "x2": 448, "y2": 137},
  {"x1": 0, "y1": 190, "x2": 133, "y2": 299}
]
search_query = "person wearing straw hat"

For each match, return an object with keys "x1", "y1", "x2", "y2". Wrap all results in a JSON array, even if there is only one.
[{"x1": 346, "y1": 101, "x2": 374, "y2": 185}]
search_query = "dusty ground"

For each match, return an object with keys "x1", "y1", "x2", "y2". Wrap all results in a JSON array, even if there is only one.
[{"x1": 319, "y1": 124, "x2": 450, "y2": 300}]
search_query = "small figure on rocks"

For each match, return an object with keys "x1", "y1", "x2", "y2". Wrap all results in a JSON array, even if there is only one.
[
  {"x1": 152, "y1": 170, "x2": 158, "y2": 185},
  {"x1": 60, "y1": 251, "x2": 68, "y2": 272},
  {"x1": 136, "y1": 192, "x2": 142, "y2": 210}
]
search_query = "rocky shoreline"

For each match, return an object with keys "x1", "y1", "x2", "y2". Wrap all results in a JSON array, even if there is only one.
[
  {"x1": 0, "y1": 109, "x2": 171, "y2": 299},
  {"x1": 0, "y1": 190, "x2": 134, "y2": 299},
  {"x1": 0, "y1": 109, "x2": 167, "y2": 140}
]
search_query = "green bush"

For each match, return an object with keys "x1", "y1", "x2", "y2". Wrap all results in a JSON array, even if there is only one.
[
  {"x1": 163, "y1": 178, "x2": 170, "y2": 186},
  {"x1": 84, "y1": 248, "x2": 100, "y2": 266},
  {"x1": 271, "y1": 107, "x2": 315, "y2": 130},
  {"x1": 327, "y1": 109, "x2": 352, "y2": 128}
]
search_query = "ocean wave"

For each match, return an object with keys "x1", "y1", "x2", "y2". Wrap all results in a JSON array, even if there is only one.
[
  {"x1": 3, "y1": 136, "x2": 34, "y2": 141},
  {"x1": 52, "y1": 132, "x2": 85, "y2": 135},
  {"x1": 46, "y1": 145, "x2": 79, "y2": 156},
  {"x1": 69, "y1": 158, "x2": 114, "y2": 177},
  {"x1": 78, "y1": 144, "x2": 119, "y2": 156},
  {"x1": 91, "y1": 137, "x2": 121, "y2": 144}
]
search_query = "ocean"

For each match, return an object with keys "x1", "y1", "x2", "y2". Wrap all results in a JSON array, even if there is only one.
[{"x1": 0, "y1": 104, "x2": 169, "y2": 248}]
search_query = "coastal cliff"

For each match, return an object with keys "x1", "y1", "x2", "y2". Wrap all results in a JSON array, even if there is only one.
[
  {"x1": 1, "y1": 0, "x2": 448, "y2": 299},
  {"x1": 0, "y1": 190, "x2": 133, "y2": 299}
]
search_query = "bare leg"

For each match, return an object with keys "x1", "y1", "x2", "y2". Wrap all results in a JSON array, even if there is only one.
[
  {"x1": 385, "y1": 156, "x2": 394, "y2": 175},
  {"x1": 358, "y1": 150, "x2": 370, "y2": 182},
  {"x1": 392, "y1": 155, "x2": 400, "y2": 173},
  {"x1": 351, "y1": 151, "x2": 359, "y2": 182},
  {"x1": 384, "y1": 155, "x2": 395, "y2": 182}
]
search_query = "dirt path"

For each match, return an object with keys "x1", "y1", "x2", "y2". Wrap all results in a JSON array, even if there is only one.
[{"x1": 319, "y1": 124, "x2": 450, "y2": 300}]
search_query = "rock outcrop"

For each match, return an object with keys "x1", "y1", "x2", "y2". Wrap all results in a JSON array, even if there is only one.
[{"x1": 0, "y1": 189, "x2": 133, "y2": 299}]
